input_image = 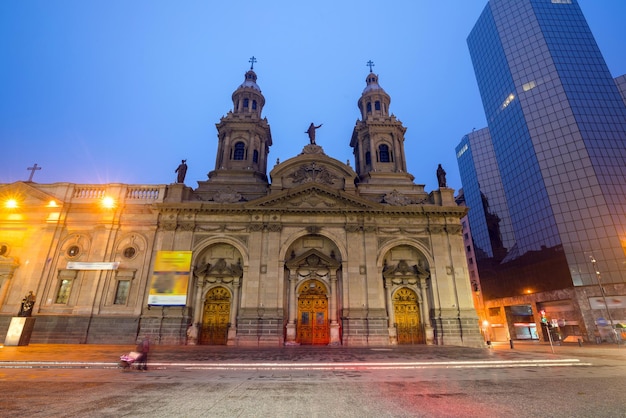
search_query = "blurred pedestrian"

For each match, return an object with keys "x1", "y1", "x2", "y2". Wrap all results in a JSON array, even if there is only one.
[{"x1": 135, "y1": 336, "x2": 150, "y2": 371}]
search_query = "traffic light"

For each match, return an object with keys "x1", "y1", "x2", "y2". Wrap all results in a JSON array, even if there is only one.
[{"x1": 540, "y1": 310, "x2": 548, "y2": 324}]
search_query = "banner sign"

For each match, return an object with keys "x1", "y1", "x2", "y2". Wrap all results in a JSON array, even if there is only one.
[
  {"x1": 588, "y1": 295, "x2": 626, "y2": 309},
  {"x1": 67, "y1": 262, "x2": 120, "y2": 270},
  {"x1": 148, "y1": 251, "x2": 192, "y2": 306}
]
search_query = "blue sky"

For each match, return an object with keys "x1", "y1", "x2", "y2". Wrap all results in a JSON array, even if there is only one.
[{"x1": 2, "y1": 1, "x2": 626, "y2": 192}]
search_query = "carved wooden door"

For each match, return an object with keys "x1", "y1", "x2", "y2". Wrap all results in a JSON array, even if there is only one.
[
  {"x1": 394, "y1": 288, "x2": 424, "y2": 344},
  {"x1": 200, "y1": 287, "x2": 230, "y2": 345},
  {"x1": 297, "y1": 280, "x2": 329, "y2": 345}
]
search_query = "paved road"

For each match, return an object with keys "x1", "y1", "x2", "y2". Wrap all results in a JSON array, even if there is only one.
[{"x1": 1, "y1": 342, "x2": 624, "y2": 417}]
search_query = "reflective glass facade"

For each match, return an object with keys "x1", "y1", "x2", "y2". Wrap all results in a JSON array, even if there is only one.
[{"x1": 460, "y1": 0, "x2": 626, "y2": 298}]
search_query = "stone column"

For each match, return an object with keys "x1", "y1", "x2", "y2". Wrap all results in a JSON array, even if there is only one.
[
  {"x1": 420, "y1": 279, "x2": 434, "y2": 345},
  {"x1": 285, "y1": 269, "x2": 298, "y2": 345},
  {"x1": 329, "y1": 271, "x2": 340, "y2": 345},
  {"x1": 227, "y1": 278, "x2": 240, "y2": 345},
  {"x1": 384, "y1": 279, "x2": 397, "y2": 345}
]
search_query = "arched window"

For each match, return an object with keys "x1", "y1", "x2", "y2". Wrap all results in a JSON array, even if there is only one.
[
  {"x1": 379, "y1": 144, "x2": 390, "y2": 162},
  {"x1": 233, "y1": 142, "x2": 245, "y2": 160},
  {"x1": 365, "y1": 151, "x2": 371, "y2": 165},
  {"x1": 375, "y1": 101, "x2": 381, "y2": 111},
  {"x1": 253, "y1": 150, "x2": 259, "y2": 163},
  {"x1": 366, "y1": 102, "x2": 372, "y2": 113},
  {"x1": 252, "y1": 100, "x2": 257, "y2": 110},
  {"x1": 243, "y1": 98, "x2": 249, "y2": 108}
]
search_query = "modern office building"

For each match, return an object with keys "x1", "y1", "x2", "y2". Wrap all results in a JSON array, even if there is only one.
[
  {"x1": 0, "y1": 67, "x2": 481, "y2": 347},
  {"x1": 457, "y1": 0, "x2": 626, "y2": 342}
]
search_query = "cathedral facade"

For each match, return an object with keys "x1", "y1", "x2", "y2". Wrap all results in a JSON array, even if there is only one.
[{"x1": 0, "y1": 68, "x2": 482, "y2": 347}]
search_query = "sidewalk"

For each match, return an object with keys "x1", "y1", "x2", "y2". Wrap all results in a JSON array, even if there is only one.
[{"x1": 1, "y1": 341, "x2": 624, "y2": 369}]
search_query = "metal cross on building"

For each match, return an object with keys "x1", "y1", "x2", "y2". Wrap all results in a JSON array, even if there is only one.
[
  {"x1": 249, "y1": 56, "x2": 257, "y2": 70},
  {"x1": 26, "y1": 163, "x2": 42, "y2": 182},
  {"x1": 367, "y1": 60, "x2": 375, "y2": 72}
]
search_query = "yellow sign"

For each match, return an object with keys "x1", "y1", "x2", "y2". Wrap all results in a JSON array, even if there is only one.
[{"x1": 148, "y1": 251, "x2": 192, "y2": 305}]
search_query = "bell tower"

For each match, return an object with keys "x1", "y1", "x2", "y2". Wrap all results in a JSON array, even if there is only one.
[
  {"x1": 196, "y1": 58, "x2": 272, "y2": 202},
  {"x1": 350, "y1": 64, "x2": 426, "y2": 202}
]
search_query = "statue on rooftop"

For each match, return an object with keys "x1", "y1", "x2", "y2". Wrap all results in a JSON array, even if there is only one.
[
  {"x1": 175, "y1": 160, "x2": 188, "y2": 183},
  {"x1": 305, "y1": 122, "x2": 323, "y2": 145},
  {"x1": 437, "y1": 164, "x2": 447, "y2": 188}
]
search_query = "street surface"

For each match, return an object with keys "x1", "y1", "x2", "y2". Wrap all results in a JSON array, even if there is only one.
[{"x1": 0, "y1": 342, "x2": 624, "y2": 417}]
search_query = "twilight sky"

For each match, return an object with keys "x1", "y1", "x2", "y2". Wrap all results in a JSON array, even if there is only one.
[{"x1": 2, "y1": 0, "x2": 626, "y2": 192}]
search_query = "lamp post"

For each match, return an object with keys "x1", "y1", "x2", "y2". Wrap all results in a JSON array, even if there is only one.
[{"x1": 589, "y1": 256, "x2": 618, "y2": 345}]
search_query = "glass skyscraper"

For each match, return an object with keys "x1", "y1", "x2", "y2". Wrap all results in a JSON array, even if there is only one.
[{"x1": 458, "y1": 0, "x2": 626, "y2": 340}]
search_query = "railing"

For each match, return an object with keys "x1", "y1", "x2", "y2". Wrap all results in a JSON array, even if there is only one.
[{"x1": 71, "y1": 185, "x2": 165, "y2": 203}]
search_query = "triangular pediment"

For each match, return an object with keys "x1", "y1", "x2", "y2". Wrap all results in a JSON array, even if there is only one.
[
  {"x1": 0, "y1": 182, "x2": 61, "y2": 207},
  {"x1": 285, "y1": 248, "x2": 341, "y2": 270},
  {"x1": 246, "y1": 183, "x2": 379, "y2": 211}
]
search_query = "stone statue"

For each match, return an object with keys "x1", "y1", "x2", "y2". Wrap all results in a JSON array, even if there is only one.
[
  {"x1": 175, "y1": 160, "x2": 188, "y2": 183},
  {"x1": 305, "y1": 122, "x2": 323, "y2": 145},
  {"x1": 18, "y1": 291, "x2": 35, "y2": 317},
  {"x1": 437, "y1": 164, "x2": 447, "y2": 188}
]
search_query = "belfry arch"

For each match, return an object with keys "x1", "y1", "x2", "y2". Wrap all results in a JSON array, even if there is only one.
[
  {"x1": 382, "y1": 244, "x2": 432, "y2": 345},
  {"x1": 283, "y1": 235, "x2": 342, "y2": 345}
]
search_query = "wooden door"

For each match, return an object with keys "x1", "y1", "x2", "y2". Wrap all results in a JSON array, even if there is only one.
[
  {"x1": 200, "y1": 287, "x2": 230, "y2": 345},
  {"x1": 394, "y1": 288, "x2": 424, "y2": 344},
  {"x1": 297, "y1": 280, "x2": 329, "y2": 345}
]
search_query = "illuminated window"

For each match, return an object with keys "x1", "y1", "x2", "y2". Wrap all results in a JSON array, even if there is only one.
[
  {"x1": 55, "y1": 279, "x2": 73, "y2": 304},
  {"x1": 233, "y1": 142, "x2": 245, "y2": 160},
  {"x1": 522, "y1": 81, "x2": 536, "y2": 92},
  {"x1": 551, "y1": 0, "x2": 571, "y2": 3},
  {"x1": 67, "y1": 245, "x2": 81, "y2": 258},
  {"x1": 114, "y1": 280, "x2": 130, "y2": 305},
  {"x1": 501, "y1": 93, "x2": 515, "y2": 109}
]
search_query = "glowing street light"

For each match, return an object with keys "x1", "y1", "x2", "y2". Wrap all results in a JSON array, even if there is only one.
[
  {"x1": 589, "y1": 255, "x2": 618, "y2": 345},
  {"x1": 101, "y1": 196, "x2": 116, "y2": 209},
  {"x1": 4, "y1": 198, "x2": 18, "y2": 209}
]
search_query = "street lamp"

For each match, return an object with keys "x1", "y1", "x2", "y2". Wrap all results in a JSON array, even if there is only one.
[{"x1": 589, "y1": 256, "x2": 618, "y2": 344}]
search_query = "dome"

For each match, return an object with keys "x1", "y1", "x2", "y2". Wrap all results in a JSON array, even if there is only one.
[
  {"x1": 362, "y1": 73, "x2": 385, "y2": 94},
  {"x1": 238, "y1": 70, "x2": 261, "y2": 91}
]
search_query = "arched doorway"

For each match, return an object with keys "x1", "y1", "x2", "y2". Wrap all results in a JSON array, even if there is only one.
[
  {"x1": 200, "y1": 286, "x2": 231, "y2": 345},
  {"x1": 393, "y1": 288, "x2": 424, "y2": 344},
  {"x1": 297, "y1": 279, "x2": 329, "y2": 345}
]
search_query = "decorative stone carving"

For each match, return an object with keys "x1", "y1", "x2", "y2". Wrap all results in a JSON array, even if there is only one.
[
  {"x1": 289, "y1": 191, "x2": 337, "y2": 208},
  {"x1": 306, "y1": 226, "x2": 321, "y2": 234},
  {"x1": 301, "y1": 144, "x2": 325, "y2": 155},
  {"x1": 382, "y1": 259, "x2": 430, "y2": 285},
  {"x1": 213, "y1": 188, "x2": 243, "y2": 203},
  {"x1": 289, "y1": 162, "x2": 338, "y2": 186},
  {"x1": 383, "y1": 190, "x2": 412, "y2": 206},
  {"x1": 445, "y1": 225, "x2": 462, "y2": 235},
  {"x1": 160, "y1": 221, "x2": 177, "y2": 231},
  {"x1": 178, "y1": 222, "x2": 195, "y2": 231},
  {"x1": 248, "y1": 224, "x2": 264, "y2": 232}
]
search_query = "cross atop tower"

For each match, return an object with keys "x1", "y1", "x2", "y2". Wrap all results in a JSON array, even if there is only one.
[
  {"x1": 366, "y1": 60, "x2": 375, "y2": 72},
  {"x1": 26, "y1": 163, "x2": 42, "y2": 182},
  {"x1": 249, "y1": 56, "x2": 257, "y2": 70}
]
